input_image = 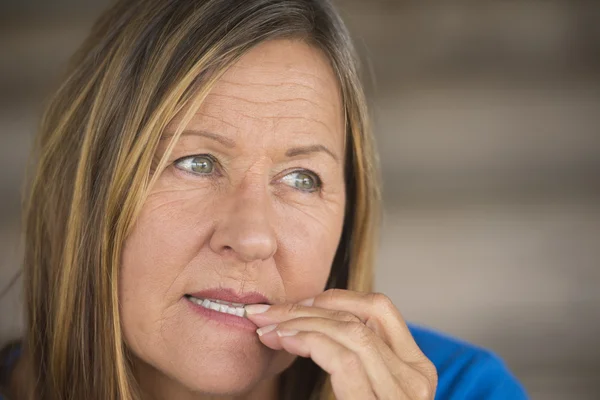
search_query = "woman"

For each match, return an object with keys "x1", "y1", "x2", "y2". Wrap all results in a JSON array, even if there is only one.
[{"x1": 0, "y1": 0, "x2": 528, "y2": 399}]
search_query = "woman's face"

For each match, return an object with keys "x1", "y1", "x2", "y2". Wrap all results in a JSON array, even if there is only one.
[{"x1": 120, "y1": 39, "x2": 346, "y2": 397}]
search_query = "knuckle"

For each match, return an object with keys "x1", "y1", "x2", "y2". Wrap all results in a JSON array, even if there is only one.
[
  {"x1": 331, "y1": 310, "x2": 361, "y2": 323},
  {"x1": 369, "y1": 292, "x2": 395, "y2": 313},
  {"x1": 345, "y1": 321, "x2": 372, "y2": 347},
  {"x1": 407, "y1": 363, "x2": 437, "y2": 400},
  {"x1": 424, "y1": 362, "x2": 439, "y2": 391},
  {"x1": 412, "y1": 375, "x2": 436, "y2": 400}
]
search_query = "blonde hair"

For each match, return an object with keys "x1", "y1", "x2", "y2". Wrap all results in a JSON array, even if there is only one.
[{"x1": 18, "y1": 0, "x2": 380, "y2": 399}]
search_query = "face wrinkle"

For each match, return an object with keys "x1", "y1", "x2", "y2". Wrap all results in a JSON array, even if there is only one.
[{"x1": 120, "y1": 40, "x2": 345, "y2": 397}]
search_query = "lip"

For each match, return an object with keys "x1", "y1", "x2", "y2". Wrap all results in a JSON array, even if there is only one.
[
  {"x1": 186, "y1": 288, "x2": 271, "y2": 305},
  {"x1": 183, "y1": 288, "x2": 271, "y2": 332}
]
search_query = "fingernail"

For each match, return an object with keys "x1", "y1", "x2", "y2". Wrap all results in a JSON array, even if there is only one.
[
  {"x1": 298, "y1": 297, "x2": 314, "y2": 306},
  {"x1": 256, "y1": 324, "x2": 277, "y2": 336},
  {"x1": 245, "y1": 304, "x2": 271, "y2": 315},
  {"x1": 277, "y1": 329, "x2": 299, "y2": 337}
]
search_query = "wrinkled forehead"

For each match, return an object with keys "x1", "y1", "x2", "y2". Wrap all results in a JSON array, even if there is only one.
[
  {"x1": 164, "y1": 40, "x2": 345, "y2": 144},
  {"x1": 224, "y1": 39, "x2": 342, "y2": 98}
]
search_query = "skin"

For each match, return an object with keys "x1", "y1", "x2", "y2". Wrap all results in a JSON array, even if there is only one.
[
  {"x1": 120, "y1": 39, "x2": 437, "y2": 400},
  {"x1": 120, "y1": 39, "x2": 346, "y2": 399}
]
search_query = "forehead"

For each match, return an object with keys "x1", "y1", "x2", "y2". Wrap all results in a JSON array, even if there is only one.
[
  {"x1": 219, "y1": 39, "x2": 341, "y2": 104},
  {"x1": 168, "y1": 40, "x2": 344, "y2": 149}
]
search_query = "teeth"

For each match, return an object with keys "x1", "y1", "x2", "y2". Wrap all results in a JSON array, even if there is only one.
[
  {"x1": 188, "y1": 296, "x2": 247, "y2": 318},
  {"x1": 215, "y1": 299, "x2": 244, "y2": 307}
]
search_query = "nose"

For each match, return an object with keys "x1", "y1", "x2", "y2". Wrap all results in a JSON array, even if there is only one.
[{"x1": 209, "y1": 184, "x2": 277, "y2": 263}]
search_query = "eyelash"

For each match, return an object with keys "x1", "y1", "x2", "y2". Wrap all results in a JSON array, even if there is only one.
[{"x1": 173, "y1": 154, "x2": 323, "y2": 193}]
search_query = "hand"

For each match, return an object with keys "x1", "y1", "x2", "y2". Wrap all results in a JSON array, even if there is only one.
[{"x1": 245, "y1": 289, "x2": 438, "y2": 400}]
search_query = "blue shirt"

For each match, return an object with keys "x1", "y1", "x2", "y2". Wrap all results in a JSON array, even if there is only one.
[
  {"x1": 1, "y1": 326, "x2": 528, "y2": 399},
  {"x1": 409, "y1": 323, "x2": 529, "y2": 399}
]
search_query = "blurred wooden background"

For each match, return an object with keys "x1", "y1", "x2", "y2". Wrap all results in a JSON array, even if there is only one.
[{"x1": 1, "y1": 1, "x2": 599, "y2": 398}]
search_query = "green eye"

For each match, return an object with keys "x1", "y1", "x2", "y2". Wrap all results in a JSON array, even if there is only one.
[
  {"x1": 281, "y1": 171, "x2": 321, "y2": 192},
  {"x1": 176, "y1": 155, "x2": 215, "y2": 175},
  {"x1": 190, "y1": 156, "x2": 213, "y2": 174}
]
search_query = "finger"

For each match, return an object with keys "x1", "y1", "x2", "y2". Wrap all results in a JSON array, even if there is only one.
[
  {"x1": 248, "y1": 291, "x2": 437, "y2": 396},
  {"x1": 273, "y1": 330, "x2": 390, "y2": 400},
  {"x1": 247, "y1": 298, "x2": 418, "y2": 374},
  {"x1": 307, "y1": 290, "x2": 438, "y2": 397},
  {"x1": 305, "y1": 289, "x2": 427, "y2": 363},
  {"x1": 257, "y1": 318, "x2": 434, "y2": 399},
  {"x1": 245, "y1": 302, "x2": 361, "y2": 328},
  {"x1": 265, "y1": 317, "x2": 404, "y2": 400}
]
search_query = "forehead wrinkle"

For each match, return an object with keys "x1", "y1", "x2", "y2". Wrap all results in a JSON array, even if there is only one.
[
  {"x1": 216, "y1": 81, "x2": 339, "y2": 111},
  {"x1": 217, "y1": 74, "x2": 335, "y2": 100},
  {"x1": 202, "y1": 105, "x2": 316, "y2": 132},
  {"x1": 191, "y1": 110, "x2": 242, "y2": 132},
  {"x1": 174, "y1": 42, "x2": 344, "y2": 163},
  {"x1": 203, "y1": 93, "x2": 335, "y2": 124},
  {"x1": 222, "y1": 63, "x2": 339, "y2": 96},
  {"x1": 200, "y1": 94, "x2": 338, "y2": 134},
  {"x1": 207, "y1": 91, "x2": 323, "y2": 110},
  {"x1": 189, "y1": 106, "x2": 339, "y2": 147}
]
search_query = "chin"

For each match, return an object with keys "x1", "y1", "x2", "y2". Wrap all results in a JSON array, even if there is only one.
[
  {"x1": 137, "y1": 333, "x2": 276, "y2": 396},
  {"x1": 132, "y1": 346, "x2": 274, "y2": 397},
  {"x1": 175, "y1": 359, "x2": 269, "y2": 395}
]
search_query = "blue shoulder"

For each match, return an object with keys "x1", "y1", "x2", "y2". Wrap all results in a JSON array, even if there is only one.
[{"x1": 408, "y1": 323, "x2": 529, "y2": 400}]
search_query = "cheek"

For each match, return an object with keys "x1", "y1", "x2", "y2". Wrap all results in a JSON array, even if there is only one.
[
  {"x1": 275, "y1": 201, "x2": 345, "y2": 300},
  {"x1": 119, "y1": 191, "x2": 215, "y2": 329}
]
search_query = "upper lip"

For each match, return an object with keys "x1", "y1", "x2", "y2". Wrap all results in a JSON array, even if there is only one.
[{"x1": 186, "y1": 288, "x2": 271, "y2": 305}]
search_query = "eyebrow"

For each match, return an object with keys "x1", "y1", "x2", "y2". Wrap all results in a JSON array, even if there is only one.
[
  {"x1": 162, "y1": 129, "x2": 339, "y2": 163},
  {"x1": 285, "y1": 144, "x2": 339, "y2": 163}
]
